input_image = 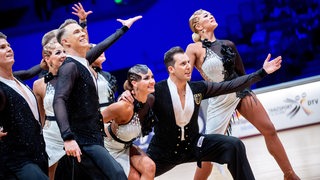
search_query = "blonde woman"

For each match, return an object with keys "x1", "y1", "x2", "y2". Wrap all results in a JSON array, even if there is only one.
[
  {"x1": 186, "y1": 9, "x2": 300, "y2": 180},
  {"x1": 33, "y1": 41, "x2": 67, "y2": 180}
]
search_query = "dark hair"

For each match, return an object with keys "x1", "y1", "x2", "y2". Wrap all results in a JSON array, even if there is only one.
[
  {"x1": 164, "y1": 46, "x2": 185, "y2": 71},
  {"x1": 123, "y1": 64, "x2": 149, "y2": 91},
  {"x1": 0, "y1": 32, "x2": 7, "y2": 40}
]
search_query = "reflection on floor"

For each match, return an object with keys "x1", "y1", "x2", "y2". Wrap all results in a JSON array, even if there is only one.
[{"x1": 155, "y1": 124, "x2": 320, "y2": 180}]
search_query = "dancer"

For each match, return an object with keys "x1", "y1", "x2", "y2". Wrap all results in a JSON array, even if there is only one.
[
  {"x1": 186, "y1": 9, "x2": 300, "y2": 180},
  {"x1": 90, "y1": 44, "x2": 118, "y2": 111},
  {"x1": 53, "y1": 14, "x2": 142, "y2": 179},
  {"x1": 121, "y1": 46, "x2": 282, "y2": 180},
  {"x1": 32, "y1": 5, "x2": 95, "y2": 179},
  {"x1": 33, "y1": 41, "x2": 67, "y2": 180},
  {"x1": 0, "y1": 32, "x2": 48, "y2": 179},
  {"x1": 37, "y1": 17, "x2": 141, "y2": 180},
  {"x1": 101, "y1": 64, "x2": 156, "y2": 179}
]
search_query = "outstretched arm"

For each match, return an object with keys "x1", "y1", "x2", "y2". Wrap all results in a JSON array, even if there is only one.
[
  {"x1": 262, "y1": 53, "x2": 282, "y2": 74},
  {"x1": 86, "y1": 15, "x2": 143, "y2": 64},
  {"x1": 205, "y1": 54, "x2": 282, "y2": 97},
  {"x1": 13, "y1": 59, "x2": 47, "y2": 80}
]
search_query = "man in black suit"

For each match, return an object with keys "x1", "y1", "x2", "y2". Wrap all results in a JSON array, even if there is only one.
[{"x1": 0, "y1": 32, "x2": 48, "y2": 179}]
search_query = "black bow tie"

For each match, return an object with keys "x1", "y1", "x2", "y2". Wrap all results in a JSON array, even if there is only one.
[
  {"x1": 92, "y1": 66, "x2": 102, "y2": 73},
  {"x1": 44, "y1": 72, "x2": 57, "y2": 83}
]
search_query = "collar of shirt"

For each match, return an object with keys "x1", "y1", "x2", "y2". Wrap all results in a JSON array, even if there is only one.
[
  {"x1": 67, "y1": 54, "x2": 88, "y2": 67},
  {"x1": 67, "y1": 55, "x2": 97, "y2": 88}
]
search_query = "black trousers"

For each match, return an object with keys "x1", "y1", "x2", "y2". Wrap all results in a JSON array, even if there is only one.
[
  {"x1": 56, "y1": 144, "x2": 127, "y2": 180},
  {"x1": 148, "y1": 134, "x2": 255, "y2": 180},
  {"x1": 2, "y1": 161, "x2": 48, "y2": 180}
]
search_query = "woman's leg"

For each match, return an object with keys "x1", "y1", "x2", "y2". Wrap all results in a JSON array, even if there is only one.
[
  {"x1": 130, "y1": 145, "x2": 156, "y2": 180},
  {"x1": 194, "y1": 161, "x2": 213, "y2": 180},
  {"x1": 238, "y1": 95, "x2": 300, "y2": 180},
  {"x1": 48, "y1": 162, "x2": 57, "y2": 180},
  {"x1": 128, "y1": 166, "x2": 140, "y2": 180}
]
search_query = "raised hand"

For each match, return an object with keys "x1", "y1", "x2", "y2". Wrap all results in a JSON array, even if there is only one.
[
  {"x1": 71, "y1": 2, "x2": 93, "y2": 21},
  {"x1": 117, "y1": 15, "x2": 143, "y2": 28},
  {"x1": 262, "y1": 53, "x2": 282, "y2": 74},
  {"x1": 0, "y1": 126, "x2": 7, "y2": 140}
]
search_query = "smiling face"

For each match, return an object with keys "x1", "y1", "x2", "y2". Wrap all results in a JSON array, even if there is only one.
[
  {"x1": 62, "y1": 23, "x2": 90, "y2": 54},
  {"x1": 43, "y1": 42, "x2": 66, "y2": 72},
  {"x1": 0, "y1": 37, "x2": 14, "y2": 68},
  {"x1": 133, "y1": 69, "x2": 155, "y2": 95},
  {"x1": 128, "y1": 65, "x2": 155, "y2": 96}
]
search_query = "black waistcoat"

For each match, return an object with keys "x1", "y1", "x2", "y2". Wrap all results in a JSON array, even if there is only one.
[
  {"x1": 0, "y1": 81, "x2": 48, "y2": 173},
  {"x1": 61, "y1": 58, "x2": 105, "y2": 146}
]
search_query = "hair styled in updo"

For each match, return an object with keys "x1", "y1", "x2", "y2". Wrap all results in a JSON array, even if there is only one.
[
  {"x1": 123, "y1": 64, "x2": 149, "y2": 91},
  {"x1": 189, "y1": 9, "x2": 204, "y2": 43}
]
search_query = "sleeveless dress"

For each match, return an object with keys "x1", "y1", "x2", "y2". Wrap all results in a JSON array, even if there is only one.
[
  {"x1": 42, "y1": 82, "x2": 65, "y2": 166},
  {"x1": 96, "y1": 72, "x2": 115, "y2": 112},
  {"x1": 104, "y1": 112, "x2": 141, "y2": 177},
  {"x1": 200, "y1": 47, "x2": 241, "y2": 135}
]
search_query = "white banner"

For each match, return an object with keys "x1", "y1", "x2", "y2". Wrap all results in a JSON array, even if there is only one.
[{"x1": 232, "y1": 79, "x2": 320, "y2": 138}]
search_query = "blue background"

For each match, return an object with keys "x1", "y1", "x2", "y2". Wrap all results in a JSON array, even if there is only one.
[{"x1": 1, "y1": 0, "x2": 320, "y2": 93}]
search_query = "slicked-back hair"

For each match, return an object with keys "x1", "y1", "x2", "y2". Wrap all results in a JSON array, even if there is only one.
[{"x1": 164, "y1": 46, "x2": 185, "y2": 71}]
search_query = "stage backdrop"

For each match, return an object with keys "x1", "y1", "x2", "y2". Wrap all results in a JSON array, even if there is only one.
[{"x1": 232, "y1": 75, "x2": 320, "y2": 138}]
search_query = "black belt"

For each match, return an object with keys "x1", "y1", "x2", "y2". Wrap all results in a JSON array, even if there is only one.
[
  {"x1": 107, "y1": 125, "x2": 135, "y2": 148},
  {"x1": 45, "y1": 116, "x2": 56, "y2": 121},
  {"x1": 99, "y1": 102, "x2": 112, "y2": 108}
]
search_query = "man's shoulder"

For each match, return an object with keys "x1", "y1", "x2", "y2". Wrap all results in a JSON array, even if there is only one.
[
  {"x1": 188, "y1": 81, "x2": 207, "y2": 93},
  {"x1": 155, "y1": 79, "x2": 167, "y2": 85},
  {"x1": 188, "y1": 80, "x2": 206, "y2": 86}
]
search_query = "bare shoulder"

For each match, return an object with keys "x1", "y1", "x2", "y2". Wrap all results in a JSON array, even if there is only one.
[
  {"x1": 186, "y1": 42, "x2": 202, "y2": 53},
  {"x1": 33, "y1": 78, "x2": 45, "y2": 95},
  {"x1": 112, "y1": 100, "x2": 132, "y2": 111}
]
